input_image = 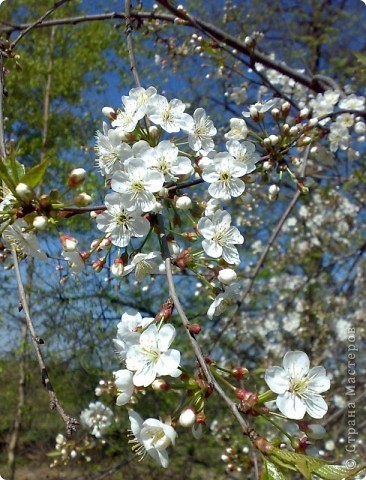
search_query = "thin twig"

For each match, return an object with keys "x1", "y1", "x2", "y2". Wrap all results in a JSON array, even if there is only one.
[
  {"x1": 0, "y1": 11, "x2": 176, "y2": 34},
  {"x1": 10, "y1": 0, "x2": 71, "y2": 50},
  {"x1": 157, "y1": 214, "x2": 253, "y2": 436},
  {"x1": 4, "y1": 3, "x2": 330, "y2": 94},
  {"x1": 239, "y1": 144, "x2": 310, "y2": 305},
  {"x1": 125, "y1": 0, "x2": 142, "y2": 88},
  {"x1": 11, "y1": 247, "x2": 79, "y2": 434},
  {"x1": 209, "y1": 145, "x2": 311, "y2": 352},
  {"x1": 155, "y1": 0, "x2": 327, "y2": 93}
]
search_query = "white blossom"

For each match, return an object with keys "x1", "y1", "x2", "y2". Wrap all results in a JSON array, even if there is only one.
[
  {"x1": 113, "y1": 312, "x2": 155, "y2": 361},
  {"x1": 122, "y1": 251, "x2": 162, "y2": 282},
  {"x1": 202, "y1": 153, "x2": 247, "y2": 200},
  {"x1": 146, "y1": 95, "x2": 194, "y2": 133},
  {"x1": 61, "y1": 250, "x2": 85, "y2": 274},
  {"x1": 140, "y1": 141, "x2": 193, "y2": 182},
  {"x1": 224, "y1": 118, "x2": 248, "y2": 140},
  {"x1": 80, "y1": 402, "x2": 113, "y2": 438},
  {"x1": 265, "y1": 351, "x2": 330, "y2": 420},
  {"x1": 338, "y1": 94, "x2": 365, "y2": 111},
  {"x1": 3, "y1": 219, "x2": 47, "y2": 260},
  {"x1": 128, "y1": 410, "x2": 177, "y2": 468},
  {"x1": 96, "y1": 192, "x2": 150, "y2": 247},
  {"x1": 197, "y1": 210, "x2": 244, "y2": 264},
  {"x1": 187, "y1": 108, "x2": 217, "y2": 153},
  {"x1": 114, "y1": 369, "x2": 134, "y2": 406},
  {"x1": 207, "y1": 282, "x2": 241, "y2": 319},
  {"x1": 95, "y1": 123, "x2": 132, "y2": 176},
  {"x1": 111, "y1": 159, "x2": 164, "y2": 212},
  {"x1": 226, "y1": 140, "x2": 260, "y2": 173},
  {"x1": 329, "y1": 123, "x2": 350, "y2": 152},
  {"x1": 126, "y1": 324, "x2": 181, "y2": 387}
]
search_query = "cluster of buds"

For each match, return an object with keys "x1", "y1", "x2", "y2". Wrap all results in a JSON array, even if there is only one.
[
  {"x1": 94, "y1": 379, "x2": 116, "y2": 397},
  {"x1": 50, "y1": 433, "x2": 93, "y2": 467}
]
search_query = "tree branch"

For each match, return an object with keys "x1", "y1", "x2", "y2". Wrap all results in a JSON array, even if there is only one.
[
  {"x1": 157, "y1": 214, "x2": 254, "y2": 436},
  {"x1": 11, "y1": 247, "x2": 79, "y2": 434},
  {"x1": 155, "y1": 0, "x2": 327, "y2": 93},
  {"x1": 10, "y1": 0, "x2": 71, "y2": 49}
]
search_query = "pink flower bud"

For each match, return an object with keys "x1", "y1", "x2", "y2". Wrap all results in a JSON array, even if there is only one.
[{"x1": 60, "y1": 234, "x2": 78, "y2": 251}]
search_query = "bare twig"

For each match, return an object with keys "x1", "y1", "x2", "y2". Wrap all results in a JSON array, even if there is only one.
[
  {"x1": 3, "y1": 3, "x2": 330, "y2": 95},
  {"x1": 0, "y1": 11, "x2": 176, "y2": 34},
  {"x1": 0, "y1": 49, "x2": 6, "y2": 161},
  {"x1": 11, "y1": 247, "x2": 79, "y2": 434},
  {"x1": 155, "y1": 0, "x2": 327, "y2": 94},
  {"x1": 125, "y1": 0, "x2": 142, "y2": 88},
  {"x1": 10, "y1": 0, "x2": 71, "y2": 49},
  {"x1": 209, "y1": 146, "x2": 311, "y2": 352},
  {"x1": 157, "y1": 214, "x2": 254, "y2": 436}
]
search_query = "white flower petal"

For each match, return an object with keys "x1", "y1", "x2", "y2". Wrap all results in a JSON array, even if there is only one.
[
  {"x1": 277, "y1": 391, "x2": 306, "y2": 420},
  {"x1": 265, "y1": 367, "x2": 290, "y2": 394}
]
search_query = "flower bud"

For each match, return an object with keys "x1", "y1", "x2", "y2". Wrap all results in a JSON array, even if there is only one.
[
  {"x1": 297, "y1": 135, "x2": 312, "y2": 146},
  {"x1": 110, "y1": 257, "x2": 125, "y2": 277},
  {"x1": 281, "y1": 123, "x2": 290, "y2": 135},
  {"x1": 249, "y1": 105, "x2": 261, "y2": 121},
  {"x1": 307, "y1": 118, "x2": 318, "y2": 127},
  {"x1": 148, "y1": 125, "x2": 160, "y2": 141},
  {"x1": 92, "y1": 258, "x2": 105, "y2": 272},
  {"x1": 168, "y1": 240, "x2": 180, "y2": 256},
  {"x1": 179, "y1": 408, "x2": 196, "y2": 428},
  {"x1": 175, "y1": 196, "x2": 192, "y2": 210},
  {"x1": 218, "y1": 268, "x2": 237, "y2": 285},
  {"x1": 268, "y1": 134, "x2": 279, "y2": 146},
  {"x1": 60, "y1": 234, "x2": 78, "y2": 251},
  {"x1": 68, "y1": 168, "x2": 86, "y2": 188},
  {"x1": 188, "y1": 323, "x2": 202, "y2": 335},
  {"x1": 262, "y1": 160, "x2": 273, "y2": 171},
  {"x1": 73, "y1": 192, "x2": 92, "y2": 207},
  {"x1": 151, "y1": 379, "x2": 170, "y2": 391},
  {"x1": 232, "y1": 367, "x2": 248, "y2": 379},
  {"x1": 263, "y1": 138, "x2": 272, "y2": 148},
  {"x1": 354, "y1": 121, "x2": 366, "y2": 134},
  {"x1": 281, "y1": 101, "x2": 291, "y2": 115},
  {"x1": 289, "y1": 126, "x2": 299, "y2": 136},
  {"x1": 16, "y1": 183, "x2": 34, "y2": 202},
  {"x1": 102, "y1": 107, "x2": 117, "y2": 121},
  {"x1": 268, "y1": 184, "x2": 280, "y2": 201},
  {"x1": 39, "y1": 194, "x2": 50, "y2": 208},
  {"x1": 271, "y1": 108, "x2": 280, "y2": 120},
  {"x1": 33, "y1": 215, "x2": 48, "y2": 230}
]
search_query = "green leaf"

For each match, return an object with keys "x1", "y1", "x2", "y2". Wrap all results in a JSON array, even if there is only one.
[
  {"x1": 262, "y1": 460, "x2": 287, "y2": 480},
  {"x1": 20, "y1": 159, "x2": 50, "y2": 188},
  {"x1": 7, "y1": 155, "x2": 25, "y2": 184},
  {"x1": 314, "y1": 464, "x2": 366, "y2": 480},
  {"x1": 0, "y1": 160, "x2": 16, "y2": 191}
]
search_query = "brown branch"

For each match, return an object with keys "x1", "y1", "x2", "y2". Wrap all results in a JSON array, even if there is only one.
[
  {"x1": 11, "y1": 247, "x2": 79, "y2": 434},
  {"x1": 10, "y1": 0, "x2": 71, "y2": 49},
  {"x1": 0, "y1": 11, "x2": 176, "y2": 34},
  {"x1": 125, "y1": 0, "x2": 142, "y2": 88},
  {"x1": 0, "y1": 49, "x2": 6, "y2": 161},
  {"x1": 155, "y1": 0, "x2": 327, "y2": 94},
  {"x1": 3, "y1": 4, "x2": 330, "y2": 94},
  {"x1": 157, "y1": 214, "x2": 253, "y2": 436},
  {"x1": 7, "y1": 320, "x2": 26, "y2": 480}
]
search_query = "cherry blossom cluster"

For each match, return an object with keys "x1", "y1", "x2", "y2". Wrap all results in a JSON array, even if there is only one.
[{"x1": 112, "y1": 310, "x2": 181, "y2": 466}]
